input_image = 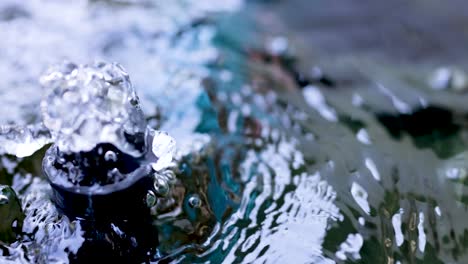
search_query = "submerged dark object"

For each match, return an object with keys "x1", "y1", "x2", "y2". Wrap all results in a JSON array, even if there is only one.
[
  {"x1": 377, "y1": 106, "x2": 459, "y2": 138},
  {"x1": 377, "y1": 105, "x2": 463, "y2": 158}
]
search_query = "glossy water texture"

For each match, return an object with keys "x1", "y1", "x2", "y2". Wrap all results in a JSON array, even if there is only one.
[{"x1": 2, "y1": 0, "x2": 468, "y2": 263}]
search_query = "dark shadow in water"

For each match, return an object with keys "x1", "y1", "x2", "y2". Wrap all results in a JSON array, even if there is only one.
[{"x1": 377, "y1": 106, "x2": 465, "y2": 159}]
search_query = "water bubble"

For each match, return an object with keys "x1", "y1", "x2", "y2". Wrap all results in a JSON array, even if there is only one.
[
  {"x1": 104, "y1": 150, "x2": 117, "y2": 162},
  {"x1": 188, "y1": 194, "x2": 202, "y2": 208},
  {"x1": 153, "y1": 177, "x2": 169, "y2": 197},
  {"x1": 146, "y1": 191, "x2": 156, "y2": 207},
  {"x1": 129, "y1": 96, "x2": 139, "y2": 106}
]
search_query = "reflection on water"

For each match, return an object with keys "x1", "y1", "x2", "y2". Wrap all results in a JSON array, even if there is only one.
[{"x1": 1, "y1": 0, "x2": 468, "y2": 263}]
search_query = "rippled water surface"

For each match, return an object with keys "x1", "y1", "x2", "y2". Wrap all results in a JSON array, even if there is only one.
[{"x1": 2, "y1": 0, "x2": 468, "y2": 263}]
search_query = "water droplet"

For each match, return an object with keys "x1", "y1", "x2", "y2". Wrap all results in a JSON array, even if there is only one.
[
  {"x1": 146, "y1": 191, "x2": 156, "y2": 207},
  {"x1": 104, "y1": 150, "x2": 117, "y2": 162},
  {"x1": 188, "y1": 194, "x2": 202, "y2": 208}
]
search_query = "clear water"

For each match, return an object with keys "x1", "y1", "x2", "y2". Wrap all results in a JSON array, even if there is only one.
[{"x1": 1, "y1": 0, "x2": 468, "y2": 263}]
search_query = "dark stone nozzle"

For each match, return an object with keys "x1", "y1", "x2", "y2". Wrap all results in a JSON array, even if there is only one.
[{"x1": 43, "y1": 143, "x2": 158, "y2": 263}]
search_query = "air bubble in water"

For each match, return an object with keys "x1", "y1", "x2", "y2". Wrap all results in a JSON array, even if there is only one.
[
  {"x1": 104, "y1": 150, "x2": 117, "y2": 162},
  {"x1": 153, "y1": 177, "x2": 169, "y2": 197},
  {"x1": 188, "y1": 194, "x2": 202, "y2": 208},
  {"x1": 146, "y1": 191, "x2": 156, "y2": 207}
]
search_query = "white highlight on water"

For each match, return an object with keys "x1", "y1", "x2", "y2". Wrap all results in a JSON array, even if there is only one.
[
  {"x1": 336, "y1": 233, "x2": 364, "y2": 260},
  {"x1": 151, "y1": 130, "x2": 176, "y2": 171},
  {"x1": 358, "y1": 217, "x2": 365, "y2": 226},
  {"x1": 351, "y1": 182, "x2": 370, "y2": 215},
  {"x1": 303, "y1": 85, "x2": 338, "y2": 122},
  {"x1": 435, "y1": 206, "x2": 442, "y2": 216},
  {"x1": 418, "y1": 212, "x2": 426, "y2": 253},
  {"x1": 365, "y1": 157, "x2": 381, "y2": 181},
  {"x1": 378, "y1": 83, "x2": 411, "y2": 114},
  {"x1": 356, "y1": 128, "x2": 371, "y2": 145},
  {"x1": 392, "y1": 209, "x2": 405, "y2": 247}
]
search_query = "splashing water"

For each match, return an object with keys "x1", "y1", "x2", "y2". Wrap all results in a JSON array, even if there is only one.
[
  {"x1": 1, "y1": 0, "x2": 468, "y2": 264},
  {"x1": 40, "y1": 61, "x2": 146, "y2": 155},
  {"x1": 0, "y1": 123, "x2": 51, "y2": 158}
]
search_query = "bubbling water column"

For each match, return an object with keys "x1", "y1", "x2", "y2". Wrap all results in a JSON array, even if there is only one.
[{"x1": 41, "y1": 62, "x2": 176, "y2": 262}]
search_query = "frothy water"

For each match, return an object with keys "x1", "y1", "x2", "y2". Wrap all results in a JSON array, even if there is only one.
[
  {"x1": 0, "y1": 123, "x2": 51, "y2": 158},
  {"x1": 1, "y1": 0, "x2": 468, "y2": 263},
  {"x1": 40, "y1": 61, "x2": 146, "y2": 155}
]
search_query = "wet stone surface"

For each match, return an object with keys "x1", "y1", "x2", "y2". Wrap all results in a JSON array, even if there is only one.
[{"x1": 0, "y1": 185, "x2": 24, "y2": 244}]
